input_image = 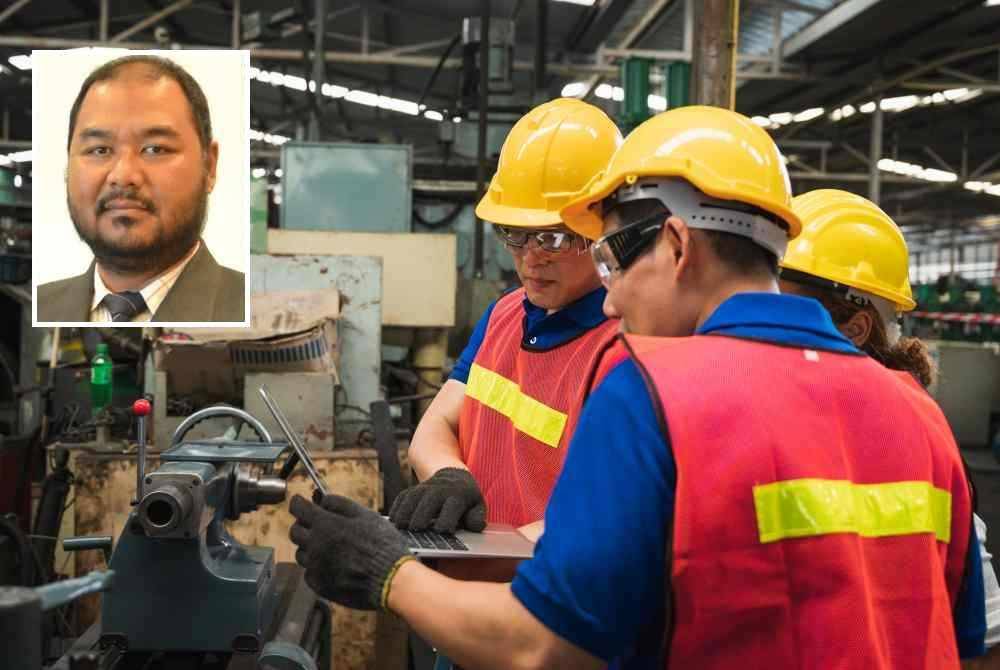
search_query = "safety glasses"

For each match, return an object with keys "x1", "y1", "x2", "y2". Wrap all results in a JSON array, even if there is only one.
[
  {"x1": 590, "y1": 212, "x2": 667, "y2": 287},
  {"x1": 494, "y1": 225, "x2": 589, "y2": 255}
]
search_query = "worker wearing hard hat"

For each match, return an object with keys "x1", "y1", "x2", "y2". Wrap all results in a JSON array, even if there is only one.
[
  {"x1": 780, "y1": 188, "x2": 994, "y2": 667},
  {"x1": 387, "y1": 98, "x2": 623, "y2": 546},
  {"x1": 288, "y1": 106, "x2": 983, "y2": 669}
]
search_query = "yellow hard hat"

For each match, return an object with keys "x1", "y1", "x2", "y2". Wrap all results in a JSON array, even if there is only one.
[
  {"x1": 475, "y1": 98, "x2": 622, "y2": 234},
  {"x1": 783, "y1": 189, "x2": 916, "y2": 311},
  {"x1": 560, "y1": 105, "x2": 800, "y2": 241}
]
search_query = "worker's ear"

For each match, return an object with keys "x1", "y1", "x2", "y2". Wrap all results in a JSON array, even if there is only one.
[
  {"x1": 840, "y1": 309, "x2": 874, "y2": 347},
  {"x1": 204, "y1": 141, "x2": 220, "y2": 193},
  {"x1": 662, "y1": 215, "x2": 692, "y2": 278}
]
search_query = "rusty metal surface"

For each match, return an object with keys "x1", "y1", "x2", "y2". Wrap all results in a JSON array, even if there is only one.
[{"x1": 251, "y1": 255, "x2": 382, "y2": 446}]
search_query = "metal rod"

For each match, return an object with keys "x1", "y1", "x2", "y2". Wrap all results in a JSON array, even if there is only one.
[
  {"x1": 99, "y1": 0, "x2": 109, "y2": 41},
  {"x1": 534, "y1": 0, "x2": 547, "y2": 100},
  {"x1": 474, "y1": 0, "x2": 491, "y2": 279},
  {"x1": 868, "y1": 97, "x2": 883, "y2": 204},
  {"x1": 231, "y1": 0, "x2": 240, "y2": 49},
  {"x1": 771, "y1": 4, "x2": 782, "y2": 74},
  {"x1": 259, "y1": 387, "x2": 328, "y2": 495},
  {"x1": 135, "y1": 413, "x2": 146, "y2": 504},
  {"x1": 0, "y1": 0, "x2": 32, "y2": 28},
  {"x1": 311, "y1": 0, "x2": 327, "y2": 141},
  {"x1": 111, "y1": 0, "x2": 193, "y2": 42},
  {"x1": 361, "y1": 0, "x2": 369, "y2": 54},
  {"x1": 922, "y1": 146, "x2": 955, "y2": 174}
]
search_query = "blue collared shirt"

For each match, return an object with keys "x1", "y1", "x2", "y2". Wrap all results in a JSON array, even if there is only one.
[
  {"x1": 511, "y1": 292, "x2": 986, "y2": 666},
  {"x1": 450, "y1": 286, "x2": 609, "y2": 383}
]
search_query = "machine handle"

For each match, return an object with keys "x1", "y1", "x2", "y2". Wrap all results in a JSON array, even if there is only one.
[
  {"x1": 132, "y1": 399, "x2": 151, "y2": 505},
  {"x1": 62, "y1": 535, "x2": 113, "y2": 563},
  {"x1": 35, "y1": 570, "x2": 114, "y2": 611},
  {"x1": 171, "y1": 406, "x2": 274, "y2": 446}
]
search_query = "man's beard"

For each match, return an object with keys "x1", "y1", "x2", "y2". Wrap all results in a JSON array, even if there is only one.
[{"x1": 69, "y1": 180, "x2": 208, "y2": 275}]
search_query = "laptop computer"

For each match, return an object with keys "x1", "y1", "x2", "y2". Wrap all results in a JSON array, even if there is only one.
[{"x1": 257, "y1": 385, "x2": 535, "y2": 560}]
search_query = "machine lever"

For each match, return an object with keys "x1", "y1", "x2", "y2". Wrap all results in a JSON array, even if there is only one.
[{"x1": 131, "y1": 398, "x2": 151, "y2": 505}]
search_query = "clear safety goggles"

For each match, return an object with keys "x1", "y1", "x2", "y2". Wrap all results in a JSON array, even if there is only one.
[
  {"x1": 493, "y1": 225, "x2": 589, "y2": 255},
  {"x1": 590, "y1": 212, "x2": 666, "y2": 287}
]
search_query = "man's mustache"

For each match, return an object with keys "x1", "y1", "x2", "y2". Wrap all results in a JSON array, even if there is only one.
[{"x1": 96, "y1": 189, "x2": 156, "y2": 215}]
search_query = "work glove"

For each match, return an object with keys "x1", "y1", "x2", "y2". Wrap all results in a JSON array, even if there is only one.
[
  {"x1": 289, "y1": 494, "x2": 413, "y2": 611},
  {"x1": 388, "y1": 467, "x2": 487, "y2": 533}
]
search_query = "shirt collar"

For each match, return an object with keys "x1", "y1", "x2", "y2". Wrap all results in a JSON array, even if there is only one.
[
  {"x1": 697, "y1": 292, "x2": 859, "y2": 351},
  {"x1": 91, "y1": 240, "x2": 201, "y2": 311},
  {"x1": 522, "y1": 285, "x2": 608, "y2": 329}
]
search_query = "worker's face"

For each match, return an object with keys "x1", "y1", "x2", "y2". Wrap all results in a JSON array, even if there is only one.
[
  {"x1": 67, "y1": 65, "x2": 219, "y2": 275},
  {"x1": 599, "y1": 210, "x2": 702, "y2": 337},
  {"x1": 506, "y1": 226, "x2": 602, "y2": 310}
]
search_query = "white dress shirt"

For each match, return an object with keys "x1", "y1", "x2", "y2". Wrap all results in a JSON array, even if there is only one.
[{"x1": 90, "y1": 241, "x2": 201, "y2": 323}]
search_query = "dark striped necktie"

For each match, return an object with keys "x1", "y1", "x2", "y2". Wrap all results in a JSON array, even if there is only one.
[{"x1": 101, "y1": 291, "x2": 148, "y2": 322}]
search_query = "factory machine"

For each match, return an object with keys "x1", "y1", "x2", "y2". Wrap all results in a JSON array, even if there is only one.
[{"x1": 1, "y1": 395, "x2": 331, "y2": 670}]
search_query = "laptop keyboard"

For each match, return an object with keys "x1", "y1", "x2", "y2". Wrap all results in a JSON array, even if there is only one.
[{"x1": 404, "y1": 529, "x2": 468, "y2": 551}]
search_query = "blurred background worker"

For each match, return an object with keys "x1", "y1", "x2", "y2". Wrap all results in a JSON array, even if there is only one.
[
  {"x1": 389, "y1": 98, "x2": 622, "y2": 541},
  {"x1": 285, "y1": 106, "x2": 985, "y2": 670},
  {"x1": 780, "y1": 188, "x2": 999, "y2": 668}
]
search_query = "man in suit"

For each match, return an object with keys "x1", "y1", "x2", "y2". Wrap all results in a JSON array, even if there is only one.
[{"x1": 37, "y1": 54, "x2": 244, "y2": 323}]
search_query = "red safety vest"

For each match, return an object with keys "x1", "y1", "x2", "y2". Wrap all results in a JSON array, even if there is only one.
[
  {"x1": 458, "y1": 288, "x2": 620, "y2": 526},
  {"x1": 624, "y1": 333, "x2": 972, "y2": 670}
]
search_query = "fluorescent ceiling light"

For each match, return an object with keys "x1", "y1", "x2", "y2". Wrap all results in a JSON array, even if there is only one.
[
  {"x1": 8, "y1": 55, "x2": 30, "y2": 71},
  {"x1": 552, "y1": 0, "x2": 597, "y2": 5},
  {"x1": 985, "y1": 0, "x2": 1000, "y2": 7},
  {"x1": 250, "y1": 128, "x2": 291, "y2": 146},
  {"x1": 251, "y1": 67, "x2": 438, "y2": 121}
]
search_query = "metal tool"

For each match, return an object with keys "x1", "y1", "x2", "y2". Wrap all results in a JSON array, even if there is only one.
[{"x1": 258, "y1": 385, "x2": 329, "y2": 497}]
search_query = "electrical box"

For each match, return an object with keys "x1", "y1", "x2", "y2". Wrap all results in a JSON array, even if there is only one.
[{"x1": 280, "y1": 142, "x2": 412, "y2": 233}]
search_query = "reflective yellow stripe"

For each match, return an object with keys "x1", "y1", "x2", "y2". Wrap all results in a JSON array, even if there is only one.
[
  {"x1": 466, "y1": 363, "x2": 567, "y2": 448},
  {"x1": 753, "y1": 478, "x2": 952, "y2": 544}
]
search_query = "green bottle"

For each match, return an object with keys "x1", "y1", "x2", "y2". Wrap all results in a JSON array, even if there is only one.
[{"x1": 90, "y1": 342, "x2": 113, "y2": 413}]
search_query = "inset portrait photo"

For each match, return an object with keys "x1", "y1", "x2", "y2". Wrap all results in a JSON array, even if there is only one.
[{"x1": 32, "y1": 48, "x2": 250, "y2": 327}]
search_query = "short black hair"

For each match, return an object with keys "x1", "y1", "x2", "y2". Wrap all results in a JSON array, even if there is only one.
[
  {"x1": 606, "y1": 197, "x2": 779, "y2": 278},
  {"x1": 67, "y1": 55, "x2": 212, "y2": 153}
]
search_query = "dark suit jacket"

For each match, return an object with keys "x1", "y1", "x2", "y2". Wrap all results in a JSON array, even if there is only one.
[{"x1": 36, "y1": 242, "x2": 245, "y2": 323}]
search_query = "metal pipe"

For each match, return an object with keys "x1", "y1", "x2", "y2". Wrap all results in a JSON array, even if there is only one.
[
  {"x1": 534, "y1": 0, "x2": 547, "y2": 100},
  {"x1": 99, "y1": 0, "x2": 109, "y2": 41},
  {"x1": 0, "y1": 0, "x2": 32, "y2": 28},
  {"x1": 111, "y1": 0, "x2": 193, "y2": 42},
  {"x1": 231, "y1": 0, "x2": 240, "y2": 49},
  {"x1": 474, "y1": 0, "x2": 491, "y2": 279},
  {"x1": 868, "y1": 97, "x2": 884, "y2": 204},
  {"x1": 311, "y1": 0, "x2": 327, "y2": 141}
]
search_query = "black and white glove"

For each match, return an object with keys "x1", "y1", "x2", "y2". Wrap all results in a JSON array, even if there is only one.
[
  {"x1": 388, "y1": 467, "x2": 487, "y2": 533},
  {"x1": 289, "y1": 494, "x2": 412, "y2": 611}
]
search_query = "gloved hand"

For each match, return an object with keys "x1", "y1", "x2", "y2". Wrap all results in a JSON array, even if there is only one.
[
  {"x1": 289, "y1": 494, "x2": 412, "y2": 611},
  {"x1": 388, "y1": 467, "x2": 487, "y2": 533}
]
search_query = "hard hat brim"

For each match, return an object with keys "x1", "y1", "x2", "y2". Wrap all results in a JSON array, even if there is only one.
[{"x1": 475, "y1": 198, "x2": 568, "y2": 231}]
